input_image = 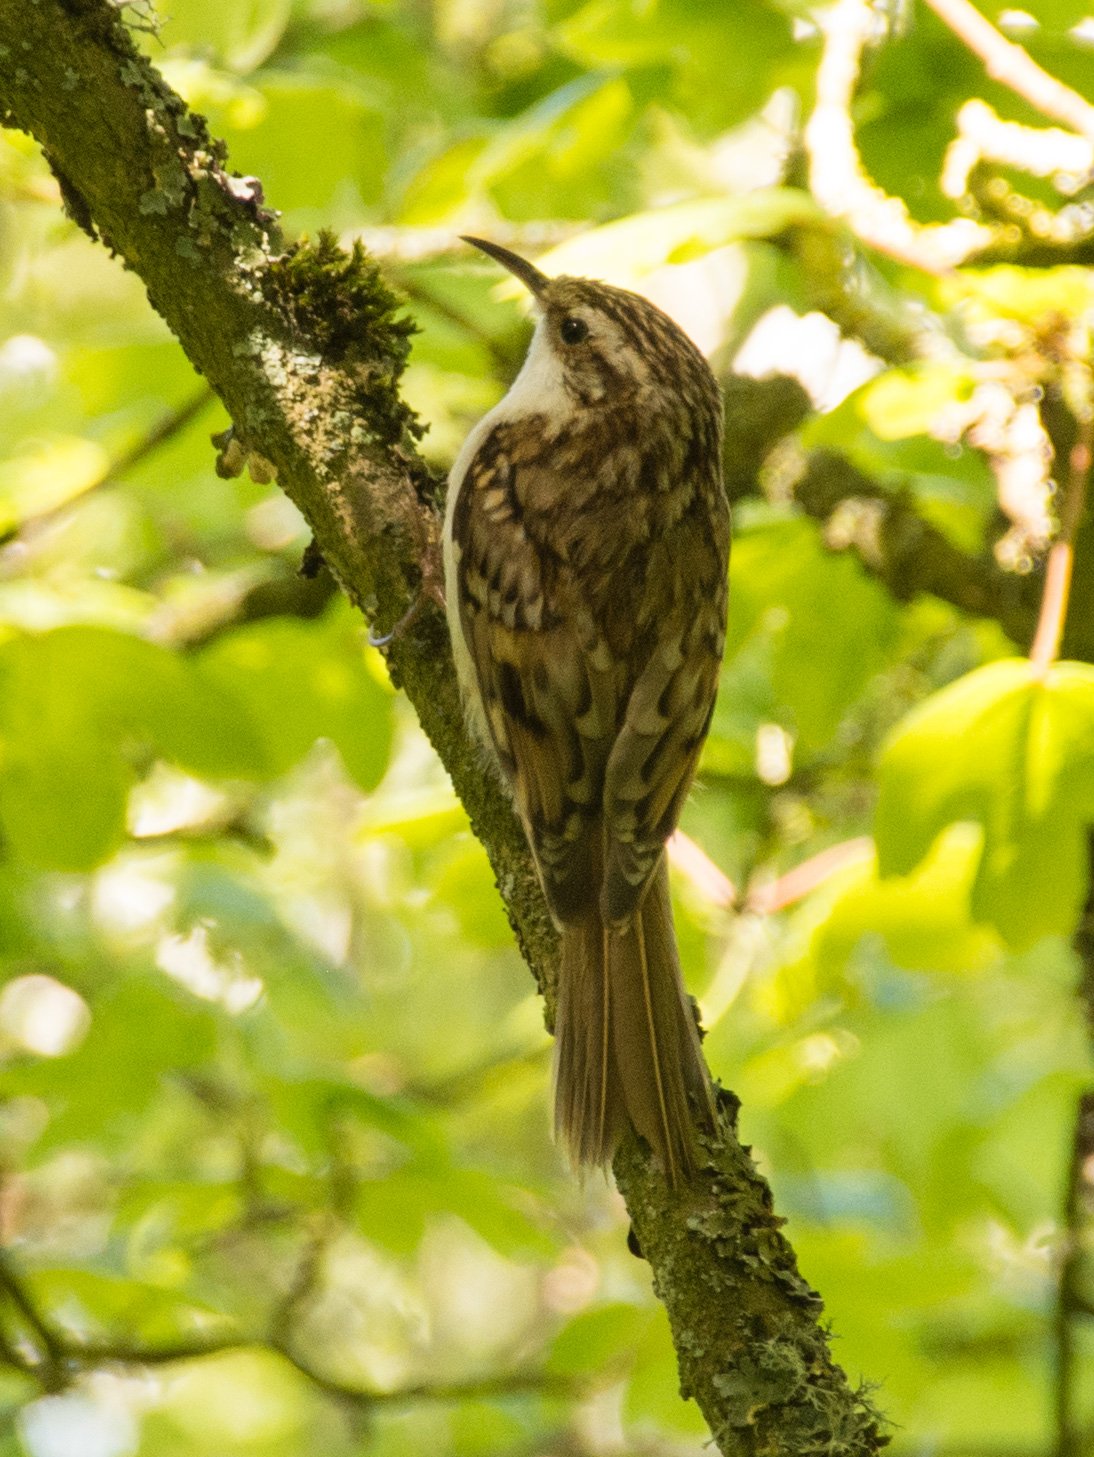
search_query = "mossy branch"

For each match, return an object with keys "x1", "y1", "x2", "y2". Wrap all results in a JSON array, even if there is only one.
[{"x1": 0, "y1": 2, "x2": 888, "y2": 1450}]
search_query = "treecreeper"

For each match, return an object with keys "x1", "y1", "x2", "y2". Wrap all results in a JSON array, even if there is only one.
[{"x1": 443, "y1": 238, "x2": 731, "y2": 1182}]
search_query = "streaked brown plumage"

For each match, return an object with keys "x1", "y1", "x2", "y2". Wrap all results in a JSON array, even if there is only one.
[{"x1": 444, "y1": 238, "x2": 729, "y2": 1181}]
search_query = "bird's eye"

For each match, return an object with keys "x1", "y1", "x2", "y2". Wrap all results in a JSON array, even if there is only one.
[{"x1": 560, "y1": 315, "x2": 589, "y2": 345}]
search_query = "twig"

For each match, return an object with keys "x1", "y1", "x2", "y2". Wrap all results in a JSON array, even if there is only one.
[
  {"x1": 805, "y1": 0, "x2": 992, "y2": 271},
  {"x1": 165, "y1": 563, "x2": 337, "y2": 651},
  {"x1": 0, "y1": 385, "x2": 215, "y2": 544},
  {"x1": 924, "y1": 0, "x2": 1094, "y2": 143},
  {"x1": 370, "y1": 1371, "x2": 577, "y2": 1405},
  {"x1": 0, "y1": 1247, "x2": 576, "y2": 1412},
  {"x1": 351, "y1": 223, "x2": 576, "y2": 265},
  {"x1": 275, "y1": 1349, "x2": 576, "y2": 1412},
  {"x1": 669, "y1": 831, "x2": 876, "y2": 917},
  {"x1": 88, "y1": 385, "x2": 215, "y2": 493},
  {"x1": 0, "y1": 1315, "x2": 34, "y2": 1377},
  {"x1": 0, "y1": 1252, "x2": 64, "y2": 1390},
  {"x1": 795, "y1": 449, "x2": 1042, "y2": 646},
  {"x1": 73, "y1": 1333, "x2": 251, "y2": 1366},
  {"x1": 16, "y1": 1324, "x2": 574, "y2": 1410},
  {"x1": 1030, "y1": 415, "x2": 1092, "y2": 672},
  {"x1": 668, "y1": 830, "x2": 738, "y2": 908},
  {"x1": 396, "y1": 273, "x2": 521, "y2": 377},
  {"x1": 747, "y1": 839, "x2": 875, "y2": 915},
  {"x1": 942, "y1": 100, "x2": 1094, "y2": 202},
  {"x1": 268, "y1": 1214, "x2": 333, "y2": 1350}
]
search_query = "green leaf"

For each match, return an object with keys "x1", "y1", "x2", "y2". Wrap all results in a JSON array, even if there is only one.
[
  {"x1": 718, "y1": 516, "x2": 901, "y2": 753},
  {"x1": 443, "y1": 1167, "x2": 553, "y2": 1257},
  {"x1": 397, "y1": 136, "x2": 492, "y2": 226},
  {"x1": 0, "y1": 627, "x2": 263, "y2": 870},
  {"x1": 115, "y1": 1178, "x2": 244, "y2": 1244},
  {"x1": 537, "y1": 190, "x2": 823, "y2": 286},
  {"x1": 814, "y1": 827, "x2": 1002, "y2": 980},
  {"x1": 159, "y1": 0, "x2": 291, "y2": 69},
  {"x1": 802, "y1": 367, "x2": 997, "y2": 553},
  {"x1": 5, "y1": 976, "x2": 218, "y2": 1149},
  {"x1": 151, "y1": 1349, "x2": 317, "y2": 1448},
  {"x1": 876, "y1": 658, "x2": 1094, "y2": 947},
  {"x1": 30, "y1": 1266, "x2": 228, "y2": 1341},
  {"x1": 938, "y1": 264, "x2": 1094, "y2": 329},
  {"x1": 558, "y1": 0, "x2": 794, "y2": 131},
  {"x1": 197, "y1": 612, "x2": 394, "y2": 791},
  {"x1": 855, "y1": 364, "x2": 977, "y2": 442},
  {"x1": 215, "y1": 74, "x2": 387, "y2": 219},
  {"x1": 0, "y1": 437, "x2": 109, "y2": 534},
  {"x1": 547, "y1": 1302, "x2": 652, "y2": 1376},
  {"x1": 449, "y1": 1403, "x2": 527, "y2": 1455},
  {"x1": 261, "y1": 1071, "x2": 432, "y2": 1162},
  {"x1": 354, "y1": 1167, "x2": 431, "y2": 1255},
  {"x1": 355, "y1": 1161, "x2": 551, "y2": 1259},
  {"x1": 481, "y1": 76, "x2": 639, "y2": 222},
  {"x1": 750, "y1": 827, "x2": 1003, "y2": 1034}
]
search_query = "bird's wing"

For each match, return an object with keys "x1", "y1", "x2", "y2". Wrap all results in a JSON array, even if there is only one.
[
  {"x1": 600, "y1": 515, "x2": 728, "y2": 927},
  {"x1": 451, "y1": 426, "x2": 621, "y2": 923}
]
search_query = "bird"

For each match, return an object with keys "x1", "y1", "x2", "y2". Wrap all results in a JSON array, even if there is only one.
[{"x1": 443, "y1": 236, "x2": 730, "y2": 1182}]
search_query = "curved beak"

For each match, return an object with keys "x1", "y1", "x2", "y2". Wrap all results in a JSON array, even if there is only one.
[{"x1": 461, "y1": 236, "x2": 549, "y2": 298}]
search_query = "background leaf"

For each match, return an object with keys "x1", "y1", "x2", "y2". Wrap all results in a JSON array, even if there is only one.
[{"x1": 876, "y1": 659, "x2": 1094, "y2": 947}]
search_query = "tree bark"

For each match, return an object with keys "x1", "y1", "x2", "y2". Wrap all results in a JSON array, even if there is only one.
[{"x1": 0, "y1": 3, "x2": 888, "y2": 1450}]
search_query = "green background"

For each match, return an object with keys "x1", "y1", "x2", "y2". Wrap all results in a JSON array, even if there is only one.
[{"x1": 1, "y1": 0, "x2": 1093, "y2": 1452}]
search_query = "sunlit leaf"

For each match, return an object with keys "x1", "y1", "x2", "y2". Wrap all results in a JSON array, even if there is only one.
[
  {"x1": 811, "y1": 826, "x2": 1002, "y2": 980},
  {"x1": 876, "y1": 659, "x2": 1094, "y2": 947},
  {"x1": 5, "y1": 976, "x2": 219, "y2": 1148},
  {"x1": 0, "y1": 437, "x2": 108, "y2": 533},
  {"x1": 547, "y1": 1302, "x2": 652, "y2": 1376},
  {"x1": 537, "y1": 190, "x2": 823, "y2": 288},
  {"x1": 718, "y1": 516, "x2": 901, "y2": 753},
  {"x1": 558, "y1": 0, "x2": 794, "y2": 131},
  {"x1": 0, "y1": 627, "x2": 263, "y2": 870},
  {"x1": 156, "y1": 0, "x2": 291, "y2": 69},
  {"x1": 197, "y1": 610, "x2": 393, "y2": 792}
]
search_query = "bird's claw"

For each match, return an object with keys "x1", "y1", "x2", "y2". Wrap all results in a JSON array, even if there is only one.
[{"x1": 368, "y1": 556, "x2": 446, "y2": 649}]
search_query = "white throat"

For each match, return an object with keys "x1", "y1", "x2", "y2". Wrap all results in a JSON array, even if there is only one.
[
  {"x1": 446, "y1": 315, "x2": 568, "y2": 507},
  {"x1": 494, "y1": 314, "x2": 570, "y2": 424}
]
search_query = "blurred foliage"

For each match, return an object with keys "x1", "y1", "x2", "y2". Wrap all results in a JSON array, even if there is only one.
[{"x1": 2, "y1": 0, "x2": 1094, "y2": 1454}]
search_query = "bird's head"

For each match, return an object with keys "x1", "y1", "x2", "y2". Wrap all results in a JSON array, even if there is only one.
[{"x1": 462, "y1": 236, "x2": 718, "y2": 422}]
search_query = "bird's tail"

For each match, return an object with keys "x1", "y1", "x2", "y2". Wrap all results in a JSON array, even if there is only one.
[{"x1": 553, "y1": 859, "x2": 715, "y2": 1182}]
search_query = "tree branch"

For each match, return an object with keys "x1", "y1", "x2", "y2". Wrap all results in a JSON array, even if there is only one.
[
  {"x1": 1030, "y1": 415, "x2": 1092, "y2": 672},
  {"x1": 924, "y1": 0, "x2": 1094, "y2": 143},
  {"x1": 794, "y1": 448, "x2": 1043, "y2": 646},
  {"x1": 805, "y1": 0, "x2": 993, "y2": 272},
  {"x1": 0, "y1": 1285, "x2": 577, "y2": 1412},
  {"x1": 0, "y1": 385, "x2": 215, "y2": 544},
  {"x1": 0, "y1": 1251, "x2": 64, "y2": 1392},
  {"x1": 0, "y1": 3, "x2": 888, "y2": 1449},
  {"x1": 805, "y1": 0, "x2": 1094, "y2": 273},
  {"x1": 717, "y1": 377, "x2": 1048, "y2": 649}
]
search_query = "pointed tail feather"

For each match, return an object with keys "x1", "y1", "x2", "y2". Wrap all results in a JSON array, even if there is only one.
[{"x1": 554, "y1": 860, "x2": 714, "y2": 1180}]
